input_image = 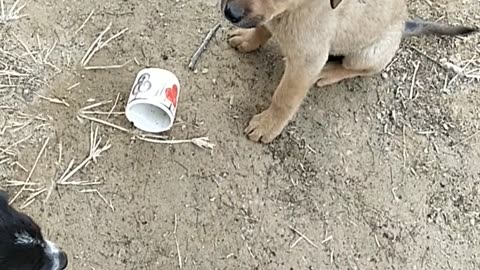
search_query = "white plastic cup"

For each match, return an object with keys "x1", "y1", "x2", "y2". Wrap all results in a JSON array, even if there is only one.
[{"x1": 125, "y1": 68, "x2": 180, "y2": 133}]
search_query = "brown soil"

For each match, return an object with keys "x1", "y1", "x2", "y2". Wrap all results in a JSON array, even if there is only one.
[{"x1": 1, "y1": 0, "x2": 479, "y2": 269}]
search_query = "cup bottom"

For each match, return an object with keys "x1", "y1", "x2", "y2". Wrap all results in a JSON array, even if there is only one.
[{"x1": 126, "y1": 102, "x2": 172, "y2": 133}]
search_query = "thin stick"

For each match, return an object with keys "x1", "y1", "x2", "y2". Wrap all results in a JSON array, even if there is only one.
[
  {"x1": 1, "y1": 0, "x2": 5, "y2": 20},
  {"x1": 74, "y1": 9, "x2": 95, "y2": 35},
  {"x1": 80, "y1": 22, "x2": 112, "y2": 65},
  {"x1": 174, "y1": 214, "x2": 183, "y2": 268},
  {"x1": 288, "y1": 225, "x2": 319, "y2": 249},
  {"x1": 80, "y1": 189, "x2": 114, "y2": 212},
  {"x1": 290, "y1": 237, "x2": 303, "y2": 248},
  {"x1": 57, "y1": 128, "x2": 111, "y2": 184},
  {"x1": 188, "y1": 22, "x2": 221, "y2": 70},
  {"x1": 67, "y1": 82, "x2": 80, "y2": 91},
  {"x1": 4, "y1": 180, "x2": 40, "y2": 187},
  {"x1": 136, "y1": 136, "x2": 215, "y2": 149},
  {"x1": 99, "y1": 28, "x2": 128, "y2": 50},
  {"x1": 78, "y1": 114, "x2": 131, "y2": 133},
  {"x1": 79, "y1": 113, "x2": 213, "y2": 148},
  {"x1": 0, "y1": 134, "x2": 32, "y2": 155},
  {"x1": 82, "y1": 26, "x2": 128, "y2": 66},
  {"x1": 58, "y1": 140, "x2": 63, "y2": 164},
  {"x1": 83, "y1": 60, "x2": 131, "y2": 70},
  {"x1": 79, "y1": 100, "x2": 112, "y2": 111},
  {"x1": 81, "y1": 111, "x2": 125, "y2": 116},
  {"x1": 11, "y1": 32, "x2": 37, "y2": 63},
  {"x1": 44, "y1": 178, "x2": 55, "y2": 204},
  {"x1": 9, "y1": 137, "x2": 50, "y2": 205},
  {"x1": 107, "y1": 93, "x2": 121, "y2": 119},
  {"x1": 20, "y1": 188, "x2": 46, "y2": 209},
  {"x1": 36, "y1": 94, "x2": 70, "y2": 107},
  {"x1": 451, "y1": 131, "x2": 479, "y2": 148},
  {"x1": 322, "y1": 235, "x2": 333, "y2": 244},
  {"x1": 44, "y1": 40, "x2": 57, "y2": 63},
  {"x1": 0, "y1": 158, "x2": 11, "y2": 165},
  {"x1": 409, "y1": 62, "x2": 420, "y2": 99},
  {"x1": 402, "y1": 125, "x2": 407, "y2": 167}
]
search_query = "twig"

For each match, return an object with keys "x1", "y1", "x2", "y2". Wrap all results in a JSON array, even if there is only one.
[
  {"x1": 188, "y1": 22, "x2": 221, "y2": 70},
  {"x1": 409, "y1": 61, "x2": 420, "y2": 99},
  {"x1": 81, "y1": 111, "x2": 125, "y2": 116},
  {"x1": 81, "y1": 24, "x2": 127, "y2": 66},
  {"x1": 67, "y1": 82, "x2": 80, "y2": 91},
  {"x1": 322, "y1": 235, "x2": 333, "y2": 244},
  {"x1": 4, "y1": 180, "x2": 40, "y2": 187},
  {"x1": 11, "y1": 32, "x2": 36, "y2": 63},
  {"x1": 80, "y1": 189, "x2": 114, "y2": 211},
  {"x1": 80, "y1": 22, "x2": 112, "y2": 65},
  {"x1": 174, "y1": 214, "x2": 182, "y2": 268},
  {"x1": 78, "y1": 113, "x2": 131, "y2": 133},
  {"x1": 82, "y1": 26, "x2": 128, "y2": 67},
  {"x1": 451, "y1": 131, "x2": 479, "y2": 148},
  {"x1": 0, "y1": 134, "x2": 32, "y2": 155},
  {"x1": 36, "y1": 94, "x2": 70, "y2": 107},
  {"x1": 136, "y1": 136, "x2": 215, "y2": 149},
  {"x1": 9, "y1": 137, "x2": 50, "y2": 205},
  {"x1": 44, "y1": 178, "x2": 55, "y2": 204},
  {"x1": 20, "y1": 188, "x2": 46, "y2": 209},
  {"x1": 107, "y1": 93, "x2": 121, "y2": 119},
  {"x1": 79, "y1": 100, "x2": 112, "y2": 111},
  {"x1": 44, "y1": 40, "x2": 57, "y2": 64},
  {"x1": 83, "y1": 60, "x2": 131, "y2": 70},
  {"x1": 74, "y1": 9, "x2": 95, "y2": 35},
  {"x1": 402, "y1": 125, "x2": 407, "y2": 167},
  {"x1": 0, "y1": 0, "x2": 28, "y2": 23},
  {"x1": 288, "y1": 225, "x2": 319, "y2": 249},
  {"x1": 57, "y1": 125, "x2": 111, "y2": 185},
  {"x1": 79, "y1": 113, "x2": 212, "y2": 148},
  {"x1": 290, "y1": 237, "x2": 303, "y2": 248}
]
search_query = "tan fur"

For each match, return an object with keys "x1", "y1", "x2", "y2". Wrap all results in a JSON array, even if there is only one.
[{"x1": 221, "y1": 0, "x2": 445, "y2": 143}]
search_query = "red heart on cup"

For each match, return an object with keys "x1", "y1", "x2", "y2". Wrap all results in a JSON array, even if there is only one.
[{"x1": 165, "y1": 84, "x2": 178, "y2": 108}]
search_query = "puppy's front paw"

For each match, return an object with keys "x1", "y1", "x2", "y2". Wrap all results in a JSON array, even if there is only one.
[
  {"x1": 228, "y1": 29, "x2": 263, "y2": 53},
  {"x1": 245, "y1": 108, "x2": 288, "y2": 143}
]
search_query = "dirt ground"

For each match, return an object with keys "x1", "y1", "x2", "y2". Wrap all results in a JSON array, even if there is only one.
[{"x1": 1, "y1": 0, "x2": 479, "y2": 269}]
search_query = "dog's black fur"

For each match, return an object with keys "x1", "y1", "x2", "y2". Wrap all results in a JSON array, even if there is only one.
[{"x1": 0, "y1": 190, "x2": 68, "y2": 270}]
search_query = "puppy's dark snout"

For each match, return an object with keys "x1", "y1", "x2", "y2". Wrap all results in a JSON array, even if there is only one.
[
  {"x1": 59, "y1": 251, "x2": 68, "y2": 269},
  {"x1": 224, "y1": 2, "x2": 245, "y2": 24}
]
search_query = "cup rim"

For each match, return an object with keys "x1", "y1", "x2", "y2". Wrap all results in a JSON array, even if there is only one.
[{"x1": 125, "y1": 98, "x2": 174, "y2": 133}]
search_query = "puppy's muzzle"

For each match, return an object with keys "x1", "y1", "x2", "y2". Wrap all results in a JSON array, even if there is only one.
[
  {"x1": 58, "y1": 251, "x2": 68, "y2": 270},
  {"x1": 224, "y1": 2, "x2": 244, "y2": 24},
  {"x1": 223, "y1": 2, "x2": 260, "y2": 28}
]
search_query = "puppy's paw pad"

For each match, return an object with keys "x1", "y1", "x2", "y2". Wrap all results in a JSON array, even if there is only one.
[
  {"x1": 228, "y1": 29, "x2": 262, "y2": 53},
  {"x1": 244, "y1": 109, "x2": 285, "y2": 143}
]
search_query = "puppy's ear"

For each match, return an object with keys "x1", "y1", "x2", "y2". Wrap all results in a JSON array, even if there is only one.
[
  {"x1": 330, "y1": 0, "x2": 343, "y2": 9},
  {"x1": 0, "y1": 190, "x2": 8, "y2": 203}
]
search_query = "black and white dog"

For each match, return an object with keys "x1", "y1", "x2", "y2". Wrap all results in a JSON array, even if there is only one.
[{"x1": 0, "y1": 190, "x2": 68, "y2": 270}]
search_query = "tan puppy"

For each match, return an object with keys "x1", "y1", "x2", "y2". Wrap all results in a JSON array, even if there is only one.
[{"x1": 220, "y1": 0, "x2": 477, "y2": 143}]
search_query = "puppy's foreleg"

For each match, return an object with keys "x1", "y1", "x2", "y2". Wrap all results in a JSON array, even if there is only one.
[
  {"x1": 229, "y1": 26, "x2": 272, "y2": 53},
  {"x1": 245, "y1": 53, "x2": 328, "y2": 143}
]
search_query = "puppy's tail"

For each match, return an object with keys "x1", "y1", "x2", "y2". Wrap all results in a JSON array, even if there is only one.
[{"x1": 403, "y1": 20, "x2": 478, "y2": 37}]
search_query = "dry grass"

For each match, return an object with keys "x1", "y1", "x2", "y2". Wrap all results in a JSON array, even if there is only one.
[{"x1": 0, "y1": 0, "x2": 28, "y2": 24}]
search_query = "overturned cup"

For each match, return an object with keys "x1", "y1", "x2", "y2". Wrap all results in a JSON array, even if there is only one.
[{"x1": 125, "y1": 68, "x2": 180, "y2": 133}]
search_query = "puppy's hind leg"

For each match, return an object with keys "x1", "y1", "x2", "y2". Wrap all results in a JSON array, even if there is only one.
[
  {"x1": 316, "y1": 28, "x2": 402, "y2": 87},
  {"x1": 229, "y1": 26, "x2": 272, "y2": 53}
]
